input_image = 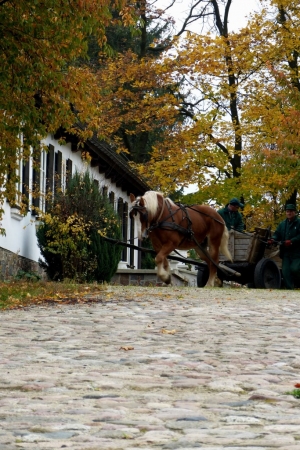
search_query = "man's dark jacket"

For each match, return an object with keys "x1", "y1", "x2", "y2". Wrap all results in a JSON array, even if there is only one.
[
  {"x1": 272, "y1": 216, "x2": 300, "y2": 258},
  {"x1": 217, "y1": 205, "x2": 244, "y2": 232}
]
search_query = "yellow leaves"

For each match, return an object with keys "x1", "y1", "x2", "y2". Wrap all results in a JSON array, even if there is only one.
[
  {"x1": 160, "y1": 329, "x2": 177, "y2": 335},
  {"x1": 0, "y1": 280, "x2": 107, "y2": 310}
]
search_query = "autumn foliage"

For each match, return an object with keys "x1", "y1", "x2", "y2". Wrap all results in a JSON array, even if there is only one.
[
  {"x1": 1, "y1": 0, "x2": 300, "y2": 231},
  {"x1": 0, "y1": 0, "x2": 137, "y2": 207}
]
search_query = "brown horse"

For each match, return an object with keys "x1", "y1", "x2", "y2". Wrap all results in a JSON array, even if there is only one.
[{"x1": 130, "y1": 191, "x2": 232, "y2": 287}]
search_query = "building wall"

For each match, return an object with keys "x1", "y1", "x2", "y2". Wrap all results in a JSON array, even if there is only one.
[
  {"x1": 0, "y1": 246, "x2": 46, "y2": 280},
  {"x1": 0, "y1": 134, "x2": 141, "y2": 278}
]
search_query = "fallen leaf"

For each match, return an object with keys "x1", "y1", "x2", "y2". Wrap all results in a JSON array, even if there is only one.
[
  {"x1": 119, "y1": 346, "x2": 134, "y2": 351},
  {"x1": 161, "y1": 329, "x2": 177, "y2": 334},
  {"x1": 294, "y1": 383, "x2": 300, "y2": 388}
]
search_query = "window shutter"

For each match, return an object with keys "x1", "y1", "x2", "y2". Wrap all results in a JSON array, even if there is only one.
[
  {"x1": 32, "y1": 152, "x2": 40, "y2": 214},
  {"x1": 102, "y1": 186, "x2": 108, "y2": 198},
  {"x1": 22, "y1": 160, "x2": 30, "y2": 210},
  {"x1": 55, "y1": 150, "x2": 62, "y2": 192},
  {"x1": 66, "y1": 158, "x2": 73, "y2": 187},
  {"x1": 122, "y1": 202, "x2": 128, "y2": 261},
  {"x1": 46, "y1": 144, "x2": 55, "y2": 211},
  {"x1": 109, "y1": 191, "x2": 115, "y2": 207}
]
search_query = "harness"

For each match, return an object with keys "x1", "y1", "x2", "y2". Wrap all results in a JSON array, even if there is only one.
[
  {"x1": 131, "y1": 199, "x2": 223, "y2": 241},
  {"x1": 148, "y1": 200, "x2": 194, "y2": 241}
]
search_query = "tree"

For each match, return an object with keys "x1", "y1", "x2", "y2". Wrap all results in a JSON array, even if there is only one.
[
  {"x1": 0, "y1": 0, "x2": 136, "y2": 215},
  {"x1": 82, "y1": 0, "x2": 183, "y2": 166},
  {"x1": 5, "y1": 0, "x2": 300, "y2": 231},
  {"x1": 134, "y1": 0, "x2": 257, "y2": 196},
  {"x1": 132, "y1": 0, "x2": 300, "y2": 229},
  {"x1": 240, "y1": 1, "x2": 300, "y2": 217}
]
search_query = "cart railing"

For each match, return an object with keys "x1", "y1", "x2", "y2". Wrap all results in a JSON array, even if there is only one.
[{"x1": 220, "y1": 227, "x2": 270, "y2": 264}]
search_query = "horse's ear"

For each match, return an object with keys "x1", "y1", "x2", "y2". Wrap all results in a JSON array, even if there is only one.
[
  {"x1": 130, "y1": 193, "x2": 136, "y2": 203},
  {"x1": 139, "y1": 197, "x2": 145, "y2": 206}
]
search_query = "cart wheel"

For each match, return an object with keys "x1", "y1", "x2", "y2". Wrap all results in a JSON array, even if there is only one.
[
  {"x1": 253, "y1": 258, "x2": 281, "y2": 289},
  {"x1": 197, "y1": 265, "x2": 209, "y2": 288}
]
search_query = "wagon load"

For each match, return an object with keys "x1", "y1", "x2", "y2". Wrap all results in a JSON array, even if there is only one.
[{"x1": 197, "y1": 227, "x2": 282, "y2": 289}]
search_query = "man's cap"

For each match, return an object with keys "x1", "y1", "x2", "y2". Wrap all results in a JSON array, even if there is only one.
[
  {"x1": 229, "y1": 197, "x2": 244, "y2": 208},
  {"x1": 285, "y1": 203, "x2": 296, "y2": 211}
]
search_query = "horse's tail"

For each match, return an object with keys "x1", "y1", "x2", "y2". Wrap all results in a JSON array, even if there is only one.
[{"x1": 219, "y1": 225, "x2": 233, "y2": 262}]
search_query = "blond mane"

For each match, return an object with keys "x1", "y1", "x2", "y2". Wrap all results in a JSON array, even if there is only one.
[
  {"x1": 143, "y1": 191, "x2": 177, "y2": 221},
  {"x1": 142, "y1": 191, "x2": 161, "y2": 219}
]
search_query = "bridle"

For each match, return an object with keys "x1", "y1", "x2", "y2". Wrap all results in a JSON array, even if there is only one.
[
  {"x1": 130, "y1": 199, "x2": 149, "y2": 225},
  {"x1": 130, "y1": 195, "x2": 166, "y2": 229}
]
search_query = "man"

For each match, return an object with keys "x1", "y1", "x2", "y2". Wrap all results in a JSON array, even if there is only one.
[
  {"x1": 268, "y1": 204, "x2": 300, "y2": 289},
  {"x1": 217, "y1": 198, "x2": 244, "y2": 232}
]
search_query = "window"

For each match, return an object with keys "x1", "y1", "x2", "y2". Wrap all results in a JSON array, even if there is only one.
[
  {"x1": 33, "y1": 145, "x2": 69, "y2": 214},
  {"x1": 11, "y1": 134, "x2": 32, "y2": 213},
  {"x1": 10, "y1": 136, "x2": 72, "y2": 218},
  {"x1": 45, "y1": 145, "x2": 66, "y2": 211},
  {"x1": 32, "y1": 147, "x2": 47, "y2": 214}
]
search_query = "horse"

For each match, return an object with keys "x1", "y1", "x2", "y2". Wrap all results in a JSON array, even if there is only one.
[{"x1": 130, "y1": 191, "x2": 232, "y2": 287}]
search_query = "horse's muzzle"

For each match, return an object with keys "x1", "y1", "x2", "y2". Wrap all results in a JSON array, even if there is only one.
[{"x1": 130, "y1": 206, "x2": 148, "y2": 223}]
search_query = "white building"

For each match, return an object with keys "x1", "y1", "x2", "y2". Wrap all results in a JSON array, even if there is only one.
[{"x1": 0, "y1": 130, "x2": 149, "y2": 279}]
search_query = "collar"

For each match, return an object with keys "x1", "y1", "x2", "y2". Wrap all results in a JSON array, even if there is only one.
[{"x1": 287, "y1": 216, "x2": 298, "y2": 224}]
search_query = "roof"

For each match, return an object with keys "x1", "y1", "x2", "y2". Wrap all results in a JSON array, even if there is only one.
[
  {"x1": 55, "y1": 126, "x2": 150, "y2": 196},
  {"x1": 85, "y1": 133, "x2": 150, "y2": 196}
]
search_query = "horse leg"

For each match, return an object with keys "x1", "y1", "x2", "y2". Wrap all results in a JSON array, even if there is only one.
[
  {"x1": 206, "y1": 237, "x2": 222, "y2": 287},
  {"x1": 155, "y1": 251, "x2": 172, "y2": 285},
  {"x1": 195, "y1": 243, "x2": 218, "y2": 287},
  {"x1": 204, "y1": 227, "x2": 231, "y2": 287}
]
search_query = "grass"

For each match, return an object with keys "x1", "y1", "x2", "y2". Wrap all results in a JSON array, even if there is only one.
[
  {"x1": 286, "y1": 388, "x2": 300, "y2": 399},
  {"x1": 0, "y1": 279, "x2": 107, "y2": 310}
]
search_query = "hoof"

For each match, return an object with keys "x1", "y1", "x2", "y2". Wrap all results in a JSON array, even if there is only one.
[{"x1": 160, "y1": 275, "x2": 171, "y2": 285}]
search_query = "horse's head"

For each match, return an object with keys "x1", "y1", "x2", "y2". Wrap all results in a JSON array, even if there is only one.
[
  {"x1": 129, "y1": 193, "x2": 149, "y2": 238},
  {"x1": 129, "y1": 191, "x2": 162, "y2": 238},
  {"x1": 130, "y1": 194, "x2": 148, "y2": 222}
]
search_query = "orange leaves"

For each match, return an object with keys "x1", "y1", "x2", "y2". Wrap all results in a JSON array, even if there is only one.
[
  {"x1": 89, "y1": 49, "x2": 182, "y2": 162},
  {"x1": 160, "y1": 329, "x2": 177, "y2": 334}
]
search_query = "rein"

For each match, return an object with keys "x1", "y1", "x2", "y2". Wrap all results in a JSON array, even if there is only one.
[
  {"x1": 186, "y1": 205, "x2": 225, "y2": 225},
  {"x1": 155, "y1": 197, "x2": 167, "y2": 224}
]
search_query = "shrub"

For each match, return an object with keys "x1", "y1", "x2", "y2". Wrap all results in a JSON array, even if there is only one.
[
  {"x1": 36, "y1": 171, "x2": 122, "y2": 282},
  {"x1": 141, "y1": 237, "x2": 156, "y2": 269}
]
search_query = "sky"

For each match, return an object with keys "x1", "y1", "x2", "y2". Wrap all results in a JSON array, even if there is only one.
[{"x1": 160, "y1": 0, "x2": 263, "y2": 33}]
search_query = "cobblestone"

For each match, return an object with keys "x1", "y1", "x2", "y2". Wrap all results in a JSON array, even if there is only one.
[{"x1": 0, "y1": 286, "x2": 300, "y2": 449}]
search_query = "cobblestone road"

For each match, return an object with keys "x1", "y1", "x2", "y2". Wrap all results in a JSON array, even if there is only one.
[{"x1": 1, "y1": 286, "x2": 300, "y2": 449}]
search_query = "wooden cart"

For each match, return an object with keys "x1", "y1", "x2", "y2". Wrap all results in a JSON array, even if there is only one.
[{"x1": 197, "y1": 227, "x2": 282, "y2": 289}]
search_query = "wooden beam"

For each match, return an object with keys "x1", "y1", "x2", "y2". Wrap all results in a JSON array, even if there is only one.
[
  {"x1": 99, "y1": 163, "x2": 109, "y2": 173},
  {"x1": 91, "y1": 158, "x2": 99, "y2": 168},
  {"x1": 71, "y1": 141, "x2": 81, "y2": 152}
]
